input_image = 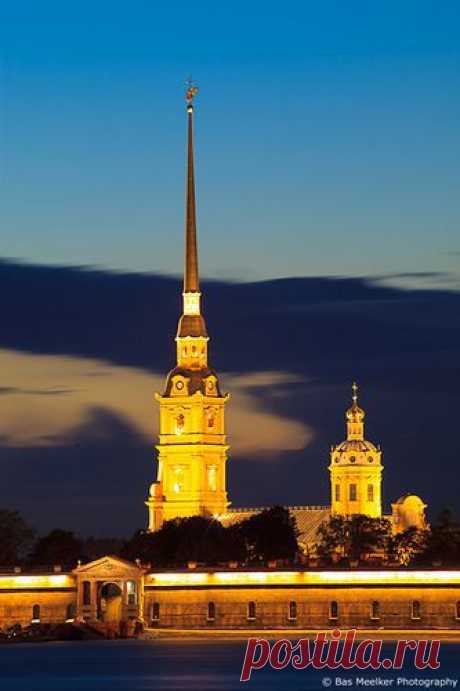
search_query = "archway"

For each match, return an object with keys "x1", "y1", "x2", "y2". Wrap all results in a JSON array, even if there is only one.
[{"x1": 98, "y1": 582, "x2": 122, "y2": 622}]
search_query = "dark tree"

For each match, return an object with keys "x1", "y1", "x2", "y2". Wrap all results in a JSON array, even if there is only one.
[
  {"x1": 317, "y1": 514, "x2": 391, "y2": 564},
  {"x1": 123, "y1": 516, "x2": 238, "y2": 567},
  {"x1": 82, "y1": 536, "x2": 125, "y2": 562},
  {"x1": 237, "y1": 506, "x2": 299, "y2": 564},
  {"x1": 0, "y1": 509, "x2": 35, "y2": 565},
  {"x1": 389, "y1": 527, "x2": 428, "y2": 566},
  {"x1": 29, "y1": 529, "x2": 83, "y2": 568},
  {"x1": 416, "y1": 508, "x2": 460, "y2": 566}
]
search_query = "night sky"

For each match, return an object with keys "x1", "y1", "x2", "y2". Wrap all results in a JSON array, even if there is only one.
[
  {"x1": 0, "y1": 261, "x2": 459, "y2": 536},
  {"x1": 1, "y1": 2, "x2": 459, "y2": 537}
]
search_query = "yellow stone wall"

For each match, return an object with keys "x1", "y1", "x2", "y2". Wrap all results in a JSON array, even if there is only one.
[
  {"x1": 143, "y1": 585, "x2": 460, "y2": 630},
  {"x1": 1, "y1": 568, "x2": 460, "y2": 630},
  {"x1": 330, "y1": 464, "x2": 383, "y2": 518},
  {"x1": 0, "y1": 575, "x2": 76, "y2": 628}
]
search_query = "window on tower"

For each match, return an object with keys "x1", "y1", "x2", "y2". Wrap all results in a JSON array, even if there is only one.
[
  {"x1": 335, "y1": 484, "x2": 340, "y2": 502},
  {"x1": 367, "y1": 484, "x2": 374, "y2": 502},
  {"x1": 172, "y1": 466, "x2": 185, "y2": 493},
  {"x1": 175, "y1": 414, "x2": 185, "y2": 435},
  {"x1": 349, "y1": 484, "x2": 357, "y2": 501},
  {"x1": 207, "y1": 465, "x2": 217, "y2": 492}
]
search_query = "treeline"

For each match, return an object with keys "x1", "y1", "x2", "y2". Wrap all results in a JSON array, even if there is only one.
[
  {"x1": 1, "y1": 506, "x2": 460, "y2": 569},
  {"x1": 316, "y1": 509, "x2": 460, "y2": 567},
  {"x1": 0, "y1": 506, "x2": 299, "y2": 569}
]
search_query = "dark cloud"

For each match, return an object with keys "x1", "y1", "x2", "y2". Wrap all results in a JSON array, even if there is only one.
[
  {"x1": 1, "y1": 258, "x2": 460, "y2": 534},
  {"x1": 0, "y1": 386, "x2": 74, "y2": 396}
]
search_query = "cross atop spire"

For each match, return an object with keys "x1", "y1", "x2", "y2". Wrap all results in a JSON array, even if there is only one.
[
  {"x1": 346, "y1": 381, "x2": 365, "y2": 440},
  {"x1": 352, "y1": 381, "x2": 358, "y2": 406}
]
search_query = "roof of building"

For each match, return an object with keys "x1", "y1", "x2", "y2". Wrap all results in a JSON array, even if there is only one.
[
  {"x1": 335, "y1": 439, "x2": 378, "y2": 452},
  {"x1": 163, "y1": 365, "x2": 222, "y2": 396},
  {"x1": 219, "y1": 505, "x2": 331, "y2": 549}
]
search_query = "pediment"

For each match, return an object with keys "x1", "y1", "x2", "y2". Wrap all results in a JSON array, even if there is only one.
[{"x1": 73, "y1": 555, "x2": 144, "y2": 578}]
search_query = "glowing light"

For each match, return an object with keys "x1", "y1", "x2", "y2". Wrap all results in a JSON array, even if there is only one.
[
  {"x1": 0, "y1": 574, "x2": 72, "y2": 588},
  {"x1": 145, "y1": 570, "x2": 460, "y2": 588}
]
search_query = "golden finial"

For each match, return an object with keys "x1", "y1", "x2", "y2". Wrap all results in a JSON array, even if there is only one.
[
  {"x1": 352, "y1": 381, "x2": 358, "y2": 405},
  {"x1": 186, "y1": 76, "x2": 199, "y2": 105}
]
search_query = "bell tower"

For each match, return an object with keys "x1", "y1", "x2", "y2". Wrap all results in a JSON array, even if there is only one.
[
  {"x1": 329, "y1": 383, "x2": 383, "y2": 518},
  {"x1": 146, "y1": 85, "x2": 230, "y2": 531}
]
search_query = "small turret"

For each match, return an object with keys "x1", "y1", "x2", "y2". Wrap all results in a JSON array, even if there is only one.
[{"x1": 329, "y1": 383, "x2": 383, "y2": 518}]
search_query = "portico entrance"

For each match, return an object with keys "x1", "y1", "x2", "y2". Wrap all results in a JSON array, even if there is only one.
[
  {"x1": 98, "y1": 582, "x2": 122, "y2": 622},
  {"x1": 73, "y1": 556, "x2": 146, "y2": 624}
]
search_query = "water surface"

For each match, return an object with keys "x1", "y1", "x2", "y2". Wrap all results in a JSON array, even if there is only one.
[{"x1": 0, "y1": 639, "x2": 458, "y2": 690}]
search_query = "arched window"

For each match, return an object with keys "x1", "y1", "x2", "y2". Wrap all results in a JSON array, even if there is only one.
[
  {"x1": 349, "y1": 484, "x2": 357, "y2": 501},
  {"x1": 82, "y1": 580, "x2": 91, "y2": 606},
  {"x1": 371, "y1": 601, "x2": 380, "y2": 620},
  {"x1": 335, "y1": 484, "x2": 340, "y2": 502},
  {"x1": 151, "y1": 602, "x2": 160, "y2": 623},
  {"x1": 247, "y1": 601, "x2": 256, "y2": 621},
  {"x1": 175, "y1": 414, "x2": 185, "y2": 435},
  {"x1": 127, "y1": 580, "x2": 137, "y2": 606},
  {"x1": 207, "y1": 602, "x2": 216, "y2": 621},
  {"x1": 32, "y1": 604, "x2": 40, "y2": 622},
  {"x1": 367, "y1": 484, "x2": 374, "y2": 502},
  {"x1": 66, "y1": 603, "x2": 76, "y2": 621},
  {"x1": 207, "y1": 465, "x2": 217, "y2": 492},
  {"x1": 288, "y1": 601, "x2": 297, "y2": 621},
  {"x1": 411, "y1": 600, "x2": 421, "y2": 620},
  {"x1": 329, "y1": 601, "x2": 338, "y2": 620},
  {"x1": 456, "y1": 602, "x2": 460, "y2": 620}
]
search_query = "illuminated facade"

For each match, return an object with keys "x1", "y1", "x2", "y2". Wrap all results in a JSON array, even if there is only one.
[
  {"x1": 146, "y1": 87, "x2": 229, "y2": 531},
  {"x1": 329, "y1": 383, "x2": 383, "y2": 518},
  {"x1": 145, "y1": 88, "x2": 427, "y2": 544},
  {"x1": 1, "y1": 560, "x2": 460, "y2": 631},
  {"x1": 0, "y1": 91, "x2": 441, "y2": 635}
]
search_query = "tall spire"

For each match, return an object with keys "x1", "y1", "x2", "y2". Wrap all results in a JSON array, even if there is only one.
[
  {"x1": 184, "y1": 81, "x2": 199, "y2": 295},
  {"x1": 176, "y1": 81, "x2": 207, "y2": 340}
]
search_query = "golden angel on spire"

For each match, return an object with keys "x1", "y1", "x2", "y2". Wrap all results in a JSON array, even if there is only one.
[{"x1": 186, "y1": 77, "x2": 199, "y2": 104}]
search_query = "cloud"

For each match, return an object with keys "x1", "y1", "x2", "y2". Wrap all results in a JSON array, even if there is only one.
[{"x1": 0, "y1": 349, "x2": 312, "y2": 457}]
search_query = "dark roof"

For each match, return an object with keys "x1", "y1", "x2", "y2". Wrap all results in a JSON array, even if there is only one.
[
  {"x1": 163, "y1": 365, "x2": 222, "y2": 396},
  {"x1": 176, "y1": 314, "x2": 208, "y2": 338},
  {"x1": 220, "y1": 505, "x2": 331, "y2": 548}
]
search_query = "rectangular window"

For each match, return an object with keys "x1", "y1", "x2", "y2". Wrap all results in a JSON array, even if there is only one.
[
  {"x1": 127, "y1": 580, "x2": 137, "y2": 606},
  {"x1": 288, "y1": 601, "x2": 297, "y2": 621},
  {"x1": 207, "y1": 465, "x2": 217, "y2": 492},
  {"x1": 83, "y1": 581, "x2": 91, "y2": 606},
  {"x1": 329, "y1": 601, "x2": 338, "y2": 620},
  {"x1": 370, "y1": 601, "x2": 380, "y2": 620},
  {"x1": 349, "y1": 484, "x2": 357, "y2": 501},
  {"x1": 151, "y1": 602, "x2": 160, "y2": 623},
  {"x1": 247, "y1": 601, "x2": 256, "y2": 621},
  {"x1": 207, "y1": 602, "x2": 216, "y2": 622},
  {"x1": 172, "y1": 465, "x2": 185, "y2": 494},
  {"x1": 335, "y1": 484, "x2": 340, "y2": 502},
  {"x1": 411, "y1": 601, "x2": 421, "y2": 620},
  {"x1": 367, "y1": 484, "x2": 374, "y2": 502}
]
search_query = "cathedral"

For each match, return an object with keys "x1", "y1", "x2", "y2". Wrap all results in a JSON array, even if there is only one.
[
  {"x1": 145, "y1": 86, "x2": 427, "y2": 551},
  {"x1": 1, "y1": 89, "x2": 459, "y2": 634}
]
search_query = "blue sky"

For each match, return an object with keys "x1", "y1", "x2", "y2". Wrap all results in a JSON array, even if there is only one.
[{"x1": 1, "y1": 1, "x2": 460, "y2": 282}]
